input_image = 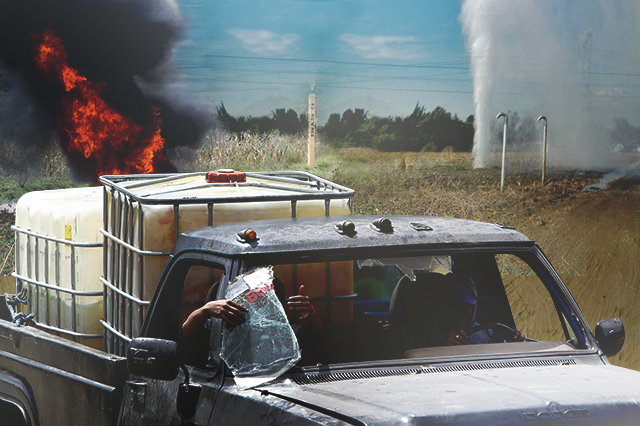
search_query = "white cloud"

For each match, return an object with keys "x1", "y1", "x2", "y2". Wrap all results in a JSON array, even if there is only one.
[
  {"x1": 228, "y1": 29, "x2": 300, "y2": 54},
  {"x1": 340, "y1": 34, "x2": 422, "y2": 61}
]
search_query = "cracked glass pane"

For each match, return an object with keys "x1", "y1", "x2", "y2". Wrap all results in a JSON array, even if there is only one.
[
  {"x1": 220, "y1": 267, "x2": 301, "y2": 389},
  {"x1": 358, "y1": 255, "x2": 452, "y2": 281}
]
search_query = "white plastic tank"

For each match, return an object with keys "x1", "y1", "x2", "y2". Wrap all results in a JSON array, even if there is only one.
[{"x1": 15, "y1": 186, "x2": 103, "y2": 349}]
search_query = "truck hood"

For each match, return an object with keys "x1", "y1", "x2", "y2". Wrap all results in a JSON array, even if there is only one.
[{"x1": 259, "y1": 362, "x2": 640, "y2": 425}]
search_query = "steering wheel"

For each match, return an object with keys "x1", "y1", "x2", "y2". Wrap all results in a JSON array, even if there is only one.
[{"x1": 465, "y1": 323, "x2": 518, "y2": 343}]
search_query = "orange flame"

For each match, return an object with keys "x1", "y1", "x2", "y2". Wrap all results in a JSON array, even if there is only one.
[{"x1": 33, "y1": 27, "x2": 167, "y2": 176}]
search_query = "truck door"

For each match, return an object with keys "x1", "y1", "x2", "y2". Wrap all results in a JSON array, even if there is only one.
[{"x1": 119, "y1": 256, "x2": 235, "y2": 426}]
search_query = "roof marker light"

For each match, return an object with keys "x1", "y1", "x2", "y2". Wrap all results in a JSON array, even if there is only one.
[
  {"x1": 237, "y1": 228, "x2": 259, "y2": 243},
  {"x1": 335, "y1": 220, "x2": 357, "y2": 236},
  {"x1": 410, "y1": 222, "x2": 433, "y2": 231},
  {"x1": 371, "y1": 217, "x2": 393, "y2": 233},
  {"x1": 494, "y1": 223, "x2": 516, "y2": 230}
]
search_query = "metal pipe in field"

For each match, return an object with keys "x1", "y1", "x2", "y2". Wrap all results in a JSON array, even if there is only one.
[
  {"x1": 496, "y1": 112, "x2": 508, "y2": 191},
  {"x1": 537, "y1": 115, "x2": 548, "y2": 185}
]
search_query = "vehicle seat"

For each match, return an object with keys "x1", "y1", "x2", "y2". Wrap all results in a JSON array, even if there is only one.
[{"x1": 388, "y1": 272, "x2": 455, "y2": 355}]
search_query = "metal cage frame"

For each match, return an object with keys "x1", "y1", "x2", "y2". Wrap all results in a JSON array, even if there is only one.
[{"x1": 99, "y1": 171, "x2": 354, "y2": 355}]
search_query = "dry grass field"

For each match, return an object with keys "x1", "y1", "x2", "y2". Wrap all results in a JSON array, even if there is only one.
[{"x1": 1, "y1": 140, "x2": 639, "y2": 369}]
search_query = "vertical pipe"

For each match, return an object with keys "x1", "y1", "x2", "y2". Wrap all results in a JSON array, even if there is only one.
[
  {"x1": 34, "y1": 238, "x2": 39, "y2": 322},
  {"x1": 208, "y1": 203, "x2": 214, "y2": 227},
  {"x1": 291, "y1": 200, "x2": 297, "y2": 219},
  {"x1": 44, "y1": 241, "x2": 49, "y2": 326},
  {"x1": 292, "y1": 264, "x2": 298, "y2": 296},
  {"x1": 109, "y1": 188, "x2": 117, "y2": 353},
  {"x1": 70, "y1": 244, "x2": 77, "y2": 342},
  {"x1": 122, "y1": 199, "x2": 131, "y2": 340},
  {"x1": 26, "y1": 235, "x2": 31, "y2": 314},
  {"x1": 325, "y1": 262, "x2": 331, "y2": 324},
  {"x1": 324, "y1": 199, "x2": 330, "y2": 217},
  {"x1": 55, "y1": 242, "x2": 61, "y2": 333},
  {"x1": 137, "y1": 203, "x2": 144, "y2": 339},
  {"x1": 115, "y1": 193, "x2": 123, "y2": 354},
  {"x1": 174, "y1": 204, "x2": 180, "y2": 245},
  {"x1": 537, "y1": 116, "x2": 548, "y2": 186},
  {"x1": 102, "y1": 187, "x2": 109, "y2": 352},
  {"x1": 14, "y1": 229, "x2": 20, "y2": 296},
  {"x1": 496, "y1": 112, "x2": 508, "y2": 192},
  {"x1": 127, "y1": 198, "x2": 135, "y2": 339}
]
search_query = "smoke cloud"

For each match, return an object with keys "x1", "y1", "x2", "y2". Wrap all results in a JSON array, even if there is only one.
[
  {"x1": 0, "y1": 0, "x2": 212, "y2": 180},
  {"x1": 461, "y1": 0, "x2": 640, "y2": 171}
]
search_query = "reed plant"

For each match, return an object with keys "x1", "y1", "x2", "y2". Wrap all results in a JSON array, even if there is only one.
[{"x1": 175, "y1": 129, "x2": 326, "y2": 173}]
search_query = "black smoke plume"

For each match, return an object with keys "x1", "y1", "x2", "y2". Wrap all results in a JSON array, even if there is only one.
[{"x1": 0, "y1": 0, "x2": 212, "y2": 181}]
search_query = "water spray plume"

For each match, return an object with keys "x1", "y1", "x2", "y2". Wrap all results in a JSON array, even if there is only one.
[
  {"x1": 461, "y1": 0, "x2": 640, "y2": 172},
  {"x1": 33, "y1": 27, "x2": 167, "y2": 177}
]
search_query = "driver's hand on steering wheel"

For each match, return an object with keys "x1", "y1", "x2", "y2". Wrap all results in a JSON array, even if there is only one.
[
  {"x1": 446, "y1": 329, "x2": 468, "y2": 346},
  {"x1": 513, "y1": 330, "x2": 526, "y2": 342},
  {"x1": 447, "y1": 328, "x2": 526, "y2": 345}
]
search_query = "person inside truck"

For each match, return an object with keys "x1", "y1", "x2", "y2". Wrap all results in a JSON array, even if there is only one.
[
  {"x1": 180, "y1": 277, "x2": 325, "y2": 366},
  {"x1": 445, "y1": 273, "x2": 526, "y2": 345}
]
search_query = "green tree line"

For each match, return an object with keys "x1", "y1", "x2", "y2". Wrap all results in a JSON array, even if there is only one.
[{"x1": 216, "y1": 103, "x2": 474, "y2": 152}]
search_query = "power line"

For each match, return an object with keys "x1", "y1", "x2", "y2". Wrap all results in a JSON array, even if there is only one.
[{"x1": 202, "y1": 54, "x2": 470, "y2": 70}]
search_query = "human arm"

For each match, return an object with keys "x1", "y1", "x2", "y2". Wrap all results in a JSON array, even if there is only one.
[{"x1": 181, "y1": 299, "x2": 248, "y2": 338}]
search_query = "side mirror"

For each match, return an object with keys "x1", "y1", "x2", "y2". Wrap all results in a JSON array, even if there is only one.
[
  {"x1": 127, "y1": 338, "x2": 180, "y2": 381},
  {"x1": 595, "y1": 318, "x2": 625, "y2": 357}
]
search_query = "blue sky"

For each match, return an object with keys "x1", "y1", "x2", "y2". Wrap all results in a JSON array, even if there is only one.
[{"x1": 174, "y1": 0, "x2": 473, "y2": 123}]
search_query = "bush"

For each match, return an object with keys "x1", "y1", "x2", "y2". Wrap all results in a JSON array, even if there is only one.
[
  {"x1": 184, "y1": 130, "x2": 319, "y2": 172},
  {"x1": 420, "y1": 141, "x2": 438, "y2": 152}
]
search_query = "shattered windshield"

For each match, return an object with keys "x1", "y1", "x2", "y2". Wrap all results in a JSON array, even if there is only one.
[{"x1": 219, "y1": 267, "x2": 300, "y2": 389}]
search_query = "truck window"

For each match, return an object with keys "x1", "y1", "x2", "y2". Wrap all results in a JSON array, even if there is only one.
[
  {"x1": 178, "y1": 264, "x2": 224, "y2": 367},
  {"x1": 498, "y1": 254, "x2": 566, "y2": 342},
  {"x1": 179, "y1": 265, "x2": 224, "y2": 325},
  {"x1": 232, "y1": 251, "x2": 579, "y2": 370}
]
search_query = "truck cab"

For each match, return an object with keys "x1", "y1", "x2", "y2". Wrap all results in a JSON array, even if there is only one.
[{"x1": 121, "y1": 214, "x2": 636, "y2": 425}]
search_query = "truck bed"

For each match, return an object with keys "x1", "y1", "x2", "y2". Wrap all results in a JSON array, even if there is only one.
[{"x1": 0, "y1": 320, "x2": 127, "y2": 426}]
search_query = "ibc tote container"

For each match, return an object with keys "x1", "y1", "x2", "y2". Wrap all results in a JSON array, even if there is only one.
[
  {"x1": 13, "y1": 186, "x2": 104, "y2": 349},
  {"x1": 100, "y1": 171, "x2": 354, "y2": 355},
  {"x1": 12, "y1": 171, "x2": 353, "y2": 354}
]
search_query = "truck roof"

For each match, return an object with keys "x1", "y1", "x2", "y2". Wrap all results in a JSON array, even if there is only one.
[{"x1": 173, "y1": 215, "x2": 533, "y2": 258}]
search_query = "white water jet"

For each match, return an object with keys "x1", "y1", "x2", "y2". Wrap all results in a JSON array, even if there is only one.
[{"x1": 461, "y1": 0, "x2": 640, "y2": 171}]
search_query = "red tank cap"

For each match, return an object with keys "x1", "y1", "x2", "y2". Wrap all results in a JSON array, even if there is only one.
[{"x1": 206, "y1": 170, "x2": 247, "y2": 183}]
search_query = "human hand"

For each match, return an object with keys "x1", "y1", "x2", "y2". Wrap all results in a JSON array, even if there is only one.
[
  {"x1": 446, "y1": 329, "x2": 468, "y2": 346},
  {"x1": 513, "y1": 330, "x2": 526, "y2": 342},
  {"x1": 203, "y1": 299, "x2": 248, "y2": 326},
  {"x1": 286, "y1": 285, "x2": 315, "y2": 323}
]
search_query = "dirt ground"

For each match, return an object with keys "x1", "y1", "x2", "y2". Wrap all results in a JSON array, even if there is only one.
[{"x1": 514, "y1": 183, "x2": 640, "y2": 370}]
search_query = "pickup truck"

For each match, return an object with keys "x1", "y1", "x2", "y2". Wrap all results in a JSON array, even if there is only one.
[{"x1": 0, "y1": 175, "x2": 637, "y2": 425}]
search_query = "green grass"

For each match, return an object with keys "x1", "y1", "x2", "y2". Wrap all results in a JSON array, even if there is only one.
[{"x1": 0, "y1": 142, "x2": 81, "y2": 204}]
